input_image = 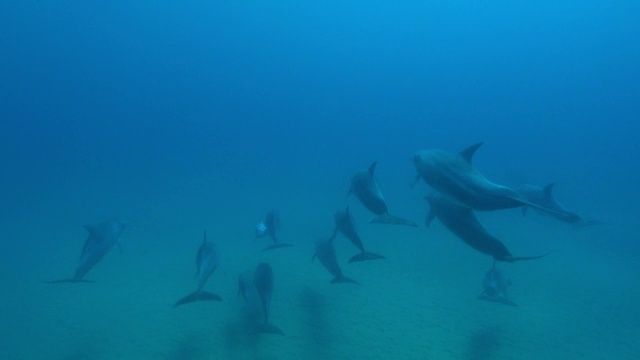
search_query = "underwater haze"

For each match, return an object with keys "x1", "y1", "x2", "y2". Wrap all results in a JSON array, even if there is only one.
[{"x1": 1, "y1": 1, "x2": 639, "y2": 359}]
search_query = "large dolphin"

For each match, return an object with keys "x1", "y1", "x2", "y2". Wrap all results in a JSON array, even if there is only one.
[
  {"x1": 46, "y1": 218, "x2": 126, "y2": 283},
  {"x1": 173, "y1": 231, "x2": 222, "y2": 307},
  {"x1": 413, "y1": 143, "x2": 560, "y2": 213},
  {"x1": 330, "y1": 207, "x2": 385, "y2": 263},
  {"x1": 478, "y1": 261, "x2": 517, "y2": 306},
  {"x1": 313, "y1": 237, "x2": 358, "y2": 284},
  {"x1": 349, "y1": 161, "x2": 417, "y2": 226},
  {"x1": 252, "y1": 263, "x2": 284, "y2": 335},
  {"x1": 255, "y1": 210, "x2": 293, "y2": 251},
  {"x1": 425, "y1": 192, "x2": 548, "y2": 262},
  {"x1": 516, "y1": 183, "x2": 604, "y2": 226}
]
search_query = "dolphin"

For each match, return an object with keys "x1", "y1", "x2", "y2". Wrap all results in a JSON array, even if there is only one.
[
  {"x1": 516, "y1": 183, "x2": 604, "y2": 227},
  {"x1": 348, "y1": 161, "x2": 417, "y2": 226},
  {"x1": 313, "y1": 237, "x2": 359, "y2": 284},
  {"x1": 252, "y1": 263, "x2": 284, "y2": 335},
  {"x1": 425, "y1": 192, "x2": 548, "y2": 262},
  {"x1": 330, "y1": 207, "x2": 385, "y2": 263},
  {"x1": 173, "y1": 230, "x2": 222, "y2": 307},
  {"x1": 46, "y1": 218, "x2": 126, "y2": 283},
  {"x1": 478, "y1": 261, "x2": 517, "y2": 306},
  {"x1": 412, "y1": 143, "x2": 562, "y2": 214},
  {"x1": 256, "y1": 210, "x2": 293, "y2": 251}
]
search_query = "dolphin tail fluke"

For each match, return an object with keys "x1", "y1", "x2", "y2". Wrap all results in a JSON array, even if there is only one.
[
  {"x1": 173, "y1": 290, "x2": 222, "y2": 307},
  {"x1": 478, "y1": 294, "x2": 518, "y2": 307},
  {"x1": 44, "y1": 278, "x2": 94, "y2": 284},
  {"x1": 348, "y1": 251, "x2": 386, "y2": 263},
  {"x1": 331, "y1": 275, "x2": 359, "y2": 285},
  {"x1": 503, "y1": 253, "x2": 550, "y2": 262},
  {"x1": 261, "y1": 243, "x2": 294, "y2": 252},
  {"x1": 369, "y1": 214, "x2": 417, "y2": 227}
]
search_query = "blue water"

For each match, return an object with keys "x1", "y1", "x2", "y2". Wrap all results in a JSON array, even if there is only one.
[{"x1": 1, "y1": 1, "x2": 639, "y2": 359}]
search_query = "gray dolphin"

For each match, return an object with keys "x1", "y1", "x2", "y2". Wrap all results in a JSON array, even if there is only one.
[
  {"x1": 516, "y1": 183, "x2": 604, "y2": 227},
  {"x1": 256, "y1": 210, "x2": 293, "y2": 251},
  {"x1": 478, "y1": 261, "x2": 517, "y2": 306},
  {"x1": 330, "y1": 207, "x2": 385, "y2": 263},
  {"x1": 413, "y1": 143, "x2": 560, "y2": 213},
  {"x1": 313, "y1": 237, "x2": 358, "y2": 284},
  {"x1": 349, "y1": 161, "x2": 417, "y2": 226},
  {"x1": 425, "y1": 192, "x2": 548, "y2": 262},
  {"x1": 252, "y1": 263, "x2": 284, "y2": 335},
  {"x1": 46, "y1": 218, "x2": 126, "y2": 283},
  {"x1": 173, "y1": 230, "x2": 222, "y2": 307}
]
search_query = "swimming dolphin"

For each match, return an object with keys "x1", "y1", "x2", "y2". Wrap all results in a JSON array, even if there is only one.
[
  {"x1": 478, "y1": 261, "x2": 517, "y2": 306},
  {"x1": 46, "y1": 218, "x2": 126, "y2": 283},
  {"x1": 330, "y1": 207, "x2": 385, "y2": 263},
  {"x1": 516, "y1": 183, "x2": 604, "y2": 227},
  {"x1": 313, "y1": 237, "x2": 359, "y2": 284},
  {"x1": 256, "y1": 210, "x2": 293, "y2": 251},
  {"x1": 412, "y1": 143, "x2": 561, "y2": 214},
  {"x1": 252, "y1": 263, "x2": 284, "y2": 335},
  {"x1": 348, "y1": 161, "x2": 417, "y2": 226},
  {"x1": 173, "y1": 231, "x2": 222, "y2": 307},
  {"x1": 425, "y1": 192, "x2": 548, "y2": 262}
]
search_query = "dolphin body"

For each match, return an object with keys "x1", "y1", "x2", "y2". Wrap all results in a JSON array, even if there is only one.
[
  {"x1": 349, "y1": 161, "x2": 417, "y2": 227},
  {"x1": 516, "y1": 183, "x2": 603, "y2": 227},
  {"x1": 174, "y1": 231, "x2": 222, "y2": 307},
  {"x1": 478, "y1": 261, "x2": 517, "y2": 306},
  {"x1": 313, "y1": 237, "x2": 358, "y2": 284},
  {"x1": 413, "y1": 143, "x2": 558, "y2": 213},
  {"x1": 425, "y1": 192, "x2": 548, "y2": 263},
  {"x1": 46, "y1": 218, "x2": 126, "y2": 283},
  {"x1": 330, "y1": 207, "x2": 385, "y2": 263},
  {"x1": 252, "y1": 263, "x2": 284, "y2": 335},
  {"x1": 256, "y1": 210, "x2": 293, "y2": 251}
]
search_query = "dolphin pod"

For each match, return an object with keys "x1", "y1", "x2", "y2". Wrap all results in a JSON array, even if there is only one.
[
  {"x1": 46, "y1": 218, "x2": 126, "y2": 283},
  {"x1": 173, "y1": 231, "x2": 222, "y2": 307},
  {"x1": 425, "y1": 192, "x2": 548, "y2": 262}
]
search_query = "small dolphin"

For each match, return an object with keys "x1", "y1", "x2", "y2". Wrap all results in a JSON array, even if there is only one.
[
  {"x1": 413, "y1": 143, "x2": 561, "y2": 214},
  {"x1": 46, "y1": 218, "x2": 126, "y2": 283},
  {"x1": 252, "y1": 263, "x2": 284, "y2": 335},
  {"x1": 256, "y1": 210, "x2": 293, "y2": 251},
  {"x1": 313, "y1": 237, "x2": 358, "y2": 284},
  {"x1": 478, "y1": 261, "x2": 517, "y2": 306},
  {"x1": 330, "y1": 207, "x2": 385, "y2": 263},
  {"x1": 425, "y1": 192, "x2": 548, "y2": 262},
  {"x1": 173, "y1": 231, "x2": 222, "y2": 307},
  {"x1": 516, "y1": 183, "x2": 604, "y2": 227},
  {"x1": 349, "y1": 161, "x2": 417, "y2": 226}
]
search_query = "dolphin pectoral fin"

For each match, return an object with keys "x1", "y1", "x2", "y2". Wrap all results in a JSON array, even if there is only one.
[
  {"x1": 478, "y1": 294, "x2": 518, "y2": 307},
  {"x1": 253, "y1": 322, "x2": 285, "y2": 335},
  {"x1": 261, "y1": 243, "x2": 294, "y2": 252},
  {"x1": 369, "y1": 214, "x2": 417, "y2": 227},
  {"x1": 44, "y1": 278, "x2": 95, "y2": 284},
  {"x1": 521, "y1": 207, "x2": 528, "y2": 216},
  {"x1": 349, "y1": 251, "x2": 386, "y2": 263},
  {"x1": 331, "y1": 275, "x2": 359, "y2": 285},
  {"x1": 173, "y1": 290, "x2": 222, "y2": 307},
  {"x1": 425, "y1": 210, "x2": 436, "y2": 228}
]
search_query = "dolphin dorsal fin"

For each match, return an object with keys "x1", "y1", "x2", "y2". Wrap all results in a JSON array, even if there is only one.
[
  {"x1": 368, "y1": 161, "x2": 378, "y2": 176},
  {"x1": 83, "y1": 225, "x2": 96, "y2": 235},
  {"x1": 543, "y1": 183, "x2": 556, "y2": 197},
  {"x1": 459, "y1": 143, "x2": 483, "y2": 163}
]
